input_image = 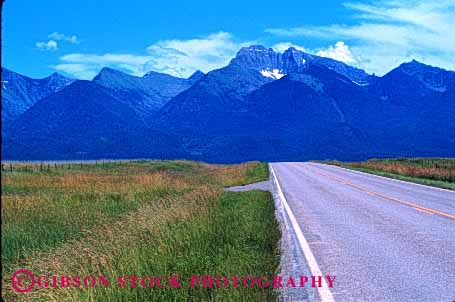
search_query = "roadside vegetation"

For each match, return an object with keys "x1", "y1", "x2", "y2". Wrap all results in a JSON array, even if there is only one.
[
  {"x1": 1, "y1": 160, "x2": 278, "y2": 301},
  {"x1": 323, "y1": 158, "x2": 455, "y2": 190}
]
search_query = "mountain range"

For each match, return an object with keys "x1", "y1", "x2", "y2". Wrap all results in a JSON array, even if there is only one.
[
  {"x1": 2, "y1": 46, "x2": 455, "y2": 162},
  {"x1": 2, "y1": 68, "x2": 75, "y2": 133}
]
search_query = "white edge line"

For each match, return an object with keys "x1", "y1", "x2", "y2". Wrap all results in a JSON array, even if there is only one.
[
  {"x1": 315, "y1": 163, "x2": 454, "y2": 194},
  {"x1": 270, "y1": 164, "x2": 335, "y2": 302}
]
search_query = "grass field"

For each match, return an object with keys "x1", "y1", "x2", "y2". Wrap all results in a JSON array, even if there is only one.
[
  {"x1": 323, "y1": 158, "x2": 455, "y2": 190},
  {"x1": 1, "y1": 160, "x2": 279, "y2": 301}
]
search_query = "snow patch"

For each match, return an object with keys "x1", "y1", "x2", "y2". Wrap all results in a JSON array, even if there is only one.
[
  {"x1": 351, "y1": 80, "x2": 368, "y2": 86},
  {"x1": 260, "y1": 69, "x2": 286, "y2": 79},
  {"x1": 302, "y1": 58, "x2": 306, "y2": 64},
  {"x1": 2, "y1": 80, "x2": 8, "y2": 90}
]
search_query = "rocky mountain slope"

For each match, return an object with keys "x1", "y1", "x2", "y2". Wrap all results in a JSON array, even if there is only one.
[{"x1": 3, "y1": 46, "x2": 454, "y2": 162}]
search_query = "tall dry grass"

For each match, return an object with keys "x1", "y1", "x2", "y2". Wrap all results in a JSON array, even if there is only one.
[
  {"x1": 351, "y1": 159, "x2": 455, "y2": 182},
  {"x1": 2, "y1": 160, "x2": 277, "y2": 301},
  {"x1": 4, "y1": 188, "x2": 218, "y2": 301},
  {"x1": 1, "y1": 161, "x2": 196, "y2": 268}
]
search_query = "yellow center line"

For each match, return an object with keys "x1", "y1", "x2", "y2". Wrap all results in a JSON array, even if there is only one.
[
  {"x1": 308, "y1": 167, "x2": 455, "y2": 220},
  {"x1": 413, "y1": 207, "x2": 435, "y2": 215}
]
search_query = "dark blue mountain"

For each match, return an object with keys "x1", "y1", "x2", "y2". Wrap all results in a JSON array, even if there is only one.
[
  {"x1": 368, "y1": 60, "x2": 455, "y2": 104},
  {"x1": 366, "y1": 60, "x2": 455, "y2": 156},
  {"x1": 1, "y1": 68, "x2": 75, "y2": 130},
  {"x1": 177, "y1": 65, "x2": 390, "y2": 162},
  {"x1": 92, "y1": 67, "x2": 202, "y2": 119},
  {"x1": 3, "y1": 46, "x2": 455, "y2": 162},
  {"x1": 3, "y1": 67, "x2": 200, "y2": 160},
  {"x1": 187, "y1": 70, "x2": 205, "y2": 84},
  {"x1": 155, "y1": 53, "x2": 455, "y2": 162},
  {"x1": 157, "y1": 46, "x2": 372, "y2": 135},
  {"x1": 4, "y1": 80, "x2": 182, "y2": 160}
]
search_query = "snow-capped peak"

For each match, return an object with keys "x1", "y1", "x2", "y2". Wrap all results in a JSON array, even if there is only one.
[{"x1": 260, "y1": 69, "x2": 286, "y2": 79}]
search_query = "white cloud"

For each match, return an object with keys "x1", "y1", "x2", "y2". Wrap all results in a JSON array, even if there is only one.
[
  {"x1": 36, "y1": 32, "x2": 79, "y2": 52},
  {"x1": 55, "y1": 54, "x2": 153, "y2": 79},
  {"x1": 316, "y1": 41, "x2": 357, "y2": 64},
  {"x1": 36, "y1": 40, "x2": 58, "y2": 51},
  {"x1": 144, "y1": 32, "x2": 250, "y2": 77},
  {"x1": 54, "y1": 32, "x2": 250, "y2": 79},
  {"x1": 53, "y1": 31, "x2": 366, "y2": 80},
  {"x1": 54, "y1": 63, "x2": 97, "y2": 79},
  {"x1": 265, "y1": 0, "x2": 455, "y2": 74},
  {"x1": 48, "y1": 32, "x2": 79, "y2": 44}
]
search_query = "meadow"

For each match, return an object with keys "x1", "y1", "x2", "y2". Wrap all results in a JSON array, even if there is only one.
[
  {"x1": 1, "y1": 161, "x2": 279, "y2": 301},
  {"x1": 324, "y1": 158, "x2": 455, "y2": 190}
]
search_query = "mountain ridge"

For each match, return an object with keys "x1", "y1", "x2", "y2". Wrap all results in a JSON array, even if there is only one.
[
  {"x1": 1, "y1": 68, "x2": 75, "y2": 131},
  {"x1": 92, "y1": 67, "x2": 203, "y2": 118},
  {"x1": 3, "y1": 45, "x2": 455, "y2": 162}
]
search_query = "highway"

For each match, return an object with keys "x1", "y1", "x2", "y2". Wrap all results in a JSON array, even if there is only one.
[{"x1": 270, "y1": 162, "x2": 455, "y2": 302}]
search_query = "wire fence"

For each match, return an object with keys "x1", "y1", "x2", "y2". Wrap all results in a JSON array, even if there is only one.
[{"x1": 0, "y1": 160, "x2": 139, "y2": 173}]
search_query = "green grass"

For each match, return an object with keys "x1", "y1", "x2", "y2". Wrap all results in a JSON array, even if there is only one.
[
  {"x1": 2, "y1": 161, "x2": 192, "y2": 268},
  {"x1": 69, "y1": 191, "x2": 280, "y2": 302},
  {"x1": 1, "y1": 187, "x2": 180, "y2": 266},
  {"x1": 233, "y1": 162, "x2": 269, "y2": 186},
  {"x1": 245, "y1": 162, "x2": 269, "y2": 183},
  {"x1": 2, "y1": 161, "x2": 280, "y2": 301}
]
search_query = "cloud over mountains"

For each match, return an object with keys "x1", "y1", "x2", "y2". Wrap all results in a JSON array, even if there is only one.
[
  {"x1": 51, "y1": 0, "x2": 455, "y2": 79},
  {"x1": 266, "y1": 0, "x2": 455, "y2": 75},
  {"x1": 54, "y1": 32, "x2": 249, "y2": 79}
]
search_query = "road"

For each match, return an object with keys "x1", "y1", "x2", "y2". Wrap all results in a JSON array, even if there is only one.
[{"x1": 270, "y1": 162, "x2": 455, "y2": 302}]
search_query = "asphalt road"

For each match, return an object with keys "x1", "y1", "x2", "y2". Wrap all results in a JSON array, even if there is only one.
[{"x1": 270, "y1": 162, "x2": 455, "y2": 302}]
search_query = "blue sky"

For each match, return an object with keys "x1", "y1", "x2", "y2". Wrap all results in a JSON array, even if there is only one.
[{"x1": 2, "y1": 0, "x2": 455, "y2": 79}]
